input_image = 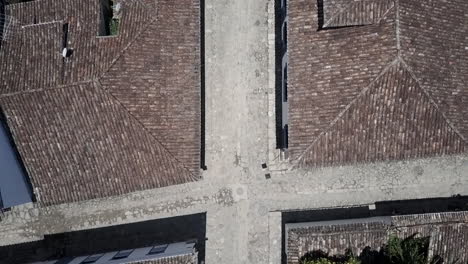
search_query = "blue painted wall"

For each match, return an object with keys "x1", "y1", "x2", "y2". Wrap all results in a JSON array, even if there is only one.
[{"x1": 0, "y1": 119, "x2": 33, "y2": 208}]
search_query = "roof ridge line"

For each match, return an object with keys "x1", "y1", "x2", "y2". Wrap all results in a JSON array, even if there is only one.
[
  {"x1": 395, "y1": 0, "x2": 401, "y2": 56},
  {"x1": 398, "y1": 57, "x2": 468, "y2": 144},
  {"x1": 292, "y1": 58, "x2": 400, "y2": 169},
  {"x1": 98, "y1": 1, "x2": 159, "y2": 80},
  {"x1": 303, "y1": 229, "x2": 389, "y2": 236},
  {"x1": 93, "y1": 79, "x2": 199, "y2": 181},
  {"x1": 0, "y1": 80, "x2": 93, "y2": 99},
  {"x1": 393, "y1": 220, "x2": 468, "y2": 229},
  {"x1": 21, "y1": 20, "x2": 63, "y2": 28}
]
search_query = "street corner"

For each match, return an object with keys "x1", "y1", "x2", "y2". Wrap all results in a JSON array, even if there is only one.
[{"x1": 229, "y1": 184, "x2": 248, "y2": 202}]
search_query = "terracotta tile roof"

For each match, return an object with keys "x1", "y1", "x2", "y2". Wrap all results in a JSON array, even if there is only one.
[
  {"x1": 286, "y1": 212, "x2": 468, "y2": 264},
  {"x1": 287, "y1": 221, "x2": 388, "y2": 262},
  {"x1": 0, "y1": 0, "x2": 201, "y2": 206},
  {"x1": 322, "y1": 0, "x2": 395, "y2": 28},
  {"x1": 0, "y1": 0, "x2": 155, "y2": 90},
  {"x1": 130, "y1": 254, "x2": 198, "y2": 264},
  {"x1": 399, "y1": 0, "x2": 468, "y2": 141},
  {"x1": 99, "y1": 0, "x2": 201, "y2": 174},
  {"x1": 298, "y1": 62, "x2": 466, "y2": 167},
  {"x1": 289, "y1": 0, "x2": 468, "y2": 167},
  {"x1": 392, "y1": 212, "x2": 468, "y2": 262}
]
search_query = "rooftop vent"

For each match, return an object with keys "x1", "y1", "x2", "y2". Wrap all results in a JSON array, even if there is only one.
[{"x1": 62, "y1": 47, "x2": 72, "y2": 58}]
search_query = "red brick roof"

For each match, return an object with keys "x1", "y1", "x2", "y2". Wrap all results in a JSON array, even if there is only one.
[
  {"x1": 289, "y1": 0, "x2": 468, "y2": 167},
  {"x1": 0, "y1": 0, "x2": 201, "y2": 206}
]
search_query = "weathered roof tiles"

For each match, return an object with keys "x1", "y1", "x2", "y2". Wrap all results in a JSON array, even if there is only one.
[
  {"x1": 286, "y1": 212, "x2": 468, "y2": 264},
  {"x1": 289, "y1": 0, "x2": 468, "y2": 168},
  {"x1": 0, "y1": 0, "x2": 201, "y2": 206}
]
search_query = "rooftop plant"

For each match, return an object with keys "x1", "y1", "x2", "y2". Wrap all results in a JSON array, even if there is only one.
[{"x1": 300, "y1": 234, "x2": 461, "y2": 264}]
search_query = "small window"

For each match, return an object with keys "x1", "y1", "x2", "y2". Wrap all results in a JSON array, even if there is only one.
[
  {"x1": 148, "y1": 244, "x2": 168, "y2": 255},
  {"x1": 54, "y1": 257, "x2": 74, "y2": 264},
  {"x1": 283, "y1": 64, "x2": 288, "y2": 102},
  {"x1": 282, "y1": 22, "x2": 287, "y2": 44},
  {"x1": 112, "y1": 249, "x2": 134, "y2": 260},
  {"x1": 283, "y1": 125, "x2": 289, "y2": 148},
  {"x1": 80, "y1": 254, "x2": 104, "y2": 264}
]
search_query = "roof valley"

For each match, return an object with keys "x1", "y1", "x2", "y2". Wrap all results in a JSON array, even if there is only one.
[{"x1": 398, "y1": 58, "x2": 468, "y2": 145}]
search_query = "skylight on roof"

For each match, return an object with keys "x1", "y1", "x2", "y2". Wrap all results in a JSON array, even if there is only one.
[
  {"x1": 148, "y1": 244, "x2": 168, "y2": 255},
  {"x1": 80, "y1": 254, "x2": 104, "y2": 264},
  {"x1": 112, "y1": 249, "x2": 133, "y2": 260}
]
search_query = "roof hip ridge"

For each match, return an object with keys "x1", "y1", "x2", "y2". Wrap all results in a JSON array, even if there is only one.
[
  {"x1": 293, "y1": 58, "x2": 400, "y2": 169},
  {"x1": 0, "y1": 80, "x2": 94, "y2": 99},
  {"x1": 93, "y1": 79, "x2": 199, "y2": 181},
  {"x1": 398, "y1": 57, "x2": 468, "y2": 144}
]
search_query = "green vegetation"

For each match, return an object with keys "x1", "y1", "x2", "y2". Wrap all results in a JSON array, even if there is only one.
[
  {"x1": 383, "y1": 234, "x2": 430, "y2": 264},
  {"x1": 109, "y1": 18, "x2": 120, "y2": 36},
  {"x1": 300, "y1": 234, "x2": 459, "y2": 264},
  {"x1": 300, "y1": 249, "x2": 360, "y2": 264},
  {"x1": 98, "y1": 0, "x2": 120, "y2": 36},
  {"x1": 108, "y1": 0, "x2": 120, "y2": 36},
  {"x1": 302, "y1": 257, "x2": 361, "y2": 264}
]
